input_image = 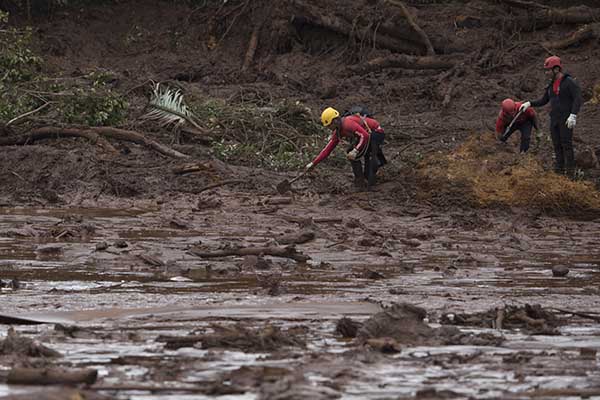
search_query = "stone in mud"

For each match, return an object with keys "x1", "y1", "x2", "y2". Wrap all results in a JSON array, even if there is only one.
[
  {"x1": 95, "y1": 241, "x2": 108, "y2": 251},
  {"x1": 576, "y1": 146, "x2": 599, "y2": 169},
  {"x1": 552, "y1": 265, "x2": 569, "y2": 277},
  {"x1": 335, "y1": 317, "x2": 362, "y2": 338},
  {"x1": 357, "y1": 303, "x2": 434, "y2": 345},
  {"x1": 113, "y1": 239, "x2": 128, "y2": 248}
]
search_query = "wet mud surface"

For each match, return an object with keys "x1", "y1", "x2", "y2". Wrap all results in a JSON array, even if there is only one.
[{"x1": 1, "y1": 191, "x2": 599, "y2": 399}]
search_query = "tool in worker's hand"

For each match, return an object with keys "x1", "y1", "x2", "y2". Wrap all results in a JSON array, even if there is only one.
[
  {"x1": 276, "y1": 169, "x2": 308, "y2": 194},
  {"x1": 500, "y1": 110, "x2": 523, "y2": 142}
]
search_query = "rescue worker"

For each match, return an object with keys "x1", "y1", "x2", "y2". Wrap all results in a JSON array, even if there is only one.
[
  {"x1": 519, "y1": 56, "x2": 582, "y2": 176},
  {"x1": 496, "y1": 98, "x2": 539, "y2": 153},
  {"x1": 305, "y1": 107, "x2": 386, "y2": 189}
]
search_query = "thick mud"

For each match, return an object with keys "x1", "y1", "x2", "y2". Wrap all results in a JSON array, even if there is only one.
[
  {"x1": 1, "y1": 192, "x2": 599, "y2": 399},
  {"x1": 2, "y1": 1, "x2": 600, "y2": 398}
]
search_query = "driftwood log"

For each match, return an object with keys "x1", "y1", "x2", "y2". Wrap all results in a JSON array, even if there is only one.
[{"x1": 0, "y1": 126, "x2": 189, "y2": 159}]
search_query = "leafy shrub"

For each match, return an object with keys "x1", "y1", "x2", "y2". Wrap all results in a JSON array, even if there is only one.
[{"x1": 0, "y1": 10, "x2": 42, "y2": 83}]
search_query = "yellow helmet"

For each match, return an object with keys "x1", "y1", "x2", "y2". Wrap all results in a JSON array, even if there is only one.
[{"x1": 321, "y1": 107, "x2": 340, "y2": 127}]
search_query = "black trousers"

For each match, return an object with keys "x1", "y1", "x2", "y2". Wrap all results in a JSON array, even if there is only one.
[
  {"x1": 550, "y1": 121, "x2": 574, "y2": 173},
  {"x1": 350, "y1": 132, "x2": 386, "y2": 187},
  {"x1": 501, "y1": 120, "x2": 533, "y2": 153}
]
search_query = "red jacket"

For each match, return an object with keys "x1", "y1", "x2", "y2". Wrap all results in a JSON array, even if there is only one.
[
  {"x1": 496, "y1": 101, "x2": 537, "y2": 134},
  {"x1": 312, "y1": 115, "x2": 383, "y2": 165}
]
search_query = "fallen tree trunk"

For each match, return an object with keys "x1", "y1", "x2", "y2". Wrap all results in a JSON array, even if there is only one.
[
  {"x1": 0, "y1": 127, "x2": 118, "y2": 153},
  {"x1": 189, "y1": 245, "x2": 310, "y2": 263},
  {"x1": 0, "y1": 126, "x2": 189, "y2": 159},
  {"x1": 499, "y1": 5, "x2": 600, "y2": 32},
  {"x1": 7, "y1": 367, "x2": 98, "y2": 385},
  {"x1": 291, "y1": 0, "x2": 424, "y2": 55},
  {"x1": 352, "y1": 54, "x2": 457, "y2": 73},
  {"x1": 542, "y1": 24, "x2": 599, "y2": 49}
]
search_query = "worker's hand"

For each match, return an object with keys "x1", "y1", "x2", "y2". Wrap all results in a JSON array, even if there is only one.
[
  {"x1": 519, "y1": 101, "x2": 531, "y2": 112},
  {"x1": 346, "y1": 148, "x2": 359, "y2": 161},
  {"x1": 305, "y1": 162, "x2": 314, "y2": 171},
  {"x1": 566, "y1": 114, "x2": 577, "y2": 129}
]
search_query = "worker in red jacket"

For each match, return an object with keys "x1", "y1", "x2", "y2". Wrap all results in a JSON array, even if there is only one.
[
  {"x1": 305, "y1": 107, "x2": 386, "y2": 189},
  {"x1": 496, "y1": 98, "x2": 539, "y2": 153}
]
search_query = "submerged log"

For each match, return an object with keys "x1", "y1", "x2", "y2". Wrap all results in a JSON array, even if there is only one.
[
  {"x1": 189, "y1": 245, "x2": 310, "y2": 263},
  {"x1": 7, "y1": 367, "x2": 98, "y2": 385}
]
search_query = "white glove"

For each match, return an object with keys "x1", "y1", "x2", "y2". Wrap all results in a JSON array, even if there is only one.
[
  {"x1": 305, "y1": 162, "x2": 314, "y2": 171},
  {"x1": 346, "y1": 148, "x2": 359, "y2": 161},
  {"x1": 566, "y1": 114, "x2": 577, "y2": 129},
  {"x1": 519, "y1": 101, "x2": 531, "y2": 112}
]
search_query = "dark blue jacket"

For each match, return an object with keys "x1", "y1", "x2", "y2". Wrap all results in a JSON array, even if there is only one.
[{"x1": 531, "y1": 73, "x2": 582, "y2": 126}]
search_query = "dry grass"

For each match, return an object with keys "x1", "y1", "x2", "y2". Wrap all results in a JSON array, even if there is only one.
[{"x1": 418, "y1": 134, "x2": 600, "y2": 215}]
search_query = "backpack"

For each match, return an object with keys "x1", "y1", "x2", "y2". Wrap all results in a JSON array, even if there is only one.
[
  {"x1": 341, "y1": 106, "x2": 373, "y2": 119},
  {"x1": 341, "y1": 105, "x2": 374, "y2": 134}
]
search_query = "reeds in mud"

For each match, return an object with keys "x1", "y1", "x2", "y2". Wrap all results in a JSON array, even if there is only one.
[{"x1": 418, "y1": 134, "x2": 600, "y2": 216}]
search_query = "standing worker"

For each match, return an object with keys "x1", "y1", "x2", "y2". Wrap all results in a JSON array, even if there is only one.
[
  {"x1": 305, "y1": 107, "x2": 386, "y2": 190},
  {"x1": 519, "y1": 56, "x2": 582, "y2": 176},
  {"x1": 496, "y1": 98, "x2": 539, "y2": 153}
]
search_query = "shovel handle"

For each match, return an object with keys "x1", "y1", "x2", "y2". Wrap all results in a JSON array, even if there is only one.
[
  {"x1": 504, "y1": 110, "x2": 523, "y2": 136},
  {"x1": 289, "y1": 169, "x2": 308, "y2": 184}
]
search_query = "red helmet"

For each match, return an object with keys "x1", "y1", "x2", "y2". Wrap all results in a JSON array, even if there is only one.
[
  {"x1": 501, "y1": 98, "x2": 516, "y2": 114},
  {"x1": 544, "y1": 56, "x2": 562, "y2": 70}
]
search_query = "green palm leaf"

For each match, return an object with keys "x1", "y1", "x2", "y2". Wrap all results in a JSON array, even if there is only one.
[{"x1": 142, "y1": 83, "x2": 202, "y2": 131}]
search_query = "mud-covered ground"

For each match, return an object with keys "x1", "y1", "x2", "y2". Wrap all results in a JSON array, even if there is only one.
[
  {"x1": 1, "y1": 0, "x2": 600, "y2": 399},
  {"x1": 0, "y1": 195, "x2": 600, "y2": 399}
]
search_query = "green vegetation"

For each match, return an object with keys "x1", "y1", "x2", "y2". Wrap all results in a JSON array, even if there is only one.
[
  {"x1": 197, "y1": 99, "x2": 340, "y2": 170},
  {"x1": 0, "y1": 12, "x2": 128, "y2": 128}
]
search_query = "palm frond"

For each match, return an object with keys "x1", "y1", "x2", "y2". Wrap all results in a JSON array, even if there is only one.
[{"x1": 142, "y1": 83, "x2": 202, "y2": 131}]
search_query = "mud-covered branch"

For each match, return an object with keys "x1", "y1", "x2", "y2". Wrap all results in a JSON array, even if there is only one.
[
  {"x1": 385, "y1": 0, "x2": 435, "y2": 55},
  {"x1": 0, "y1": 126, "x2": 190, "y2": 159}
]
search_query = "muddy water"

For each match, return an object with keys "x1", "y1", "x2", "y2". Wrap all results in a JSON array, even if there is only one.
[{"x1": 1, "y1": 192, "x2": 600, "y2": 399}]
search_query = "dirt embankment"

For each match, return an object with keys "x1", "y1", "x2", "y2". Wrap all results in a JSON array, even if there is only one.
[{"x1": 0, "y1": 0, "x2": 599, "y2": 216}]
